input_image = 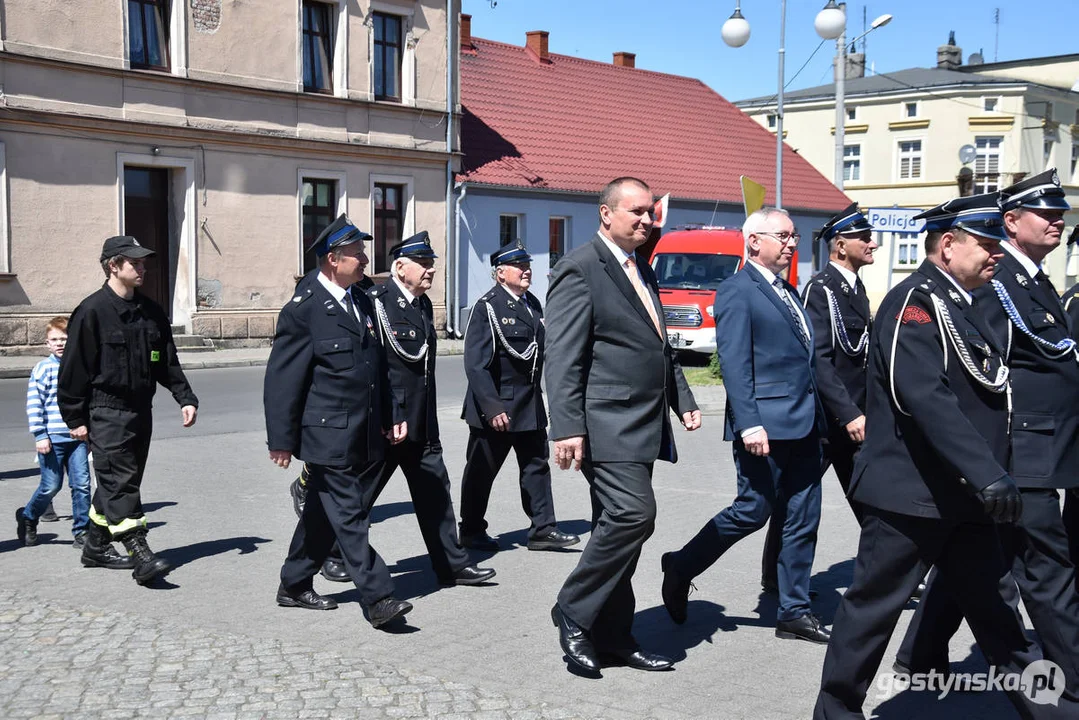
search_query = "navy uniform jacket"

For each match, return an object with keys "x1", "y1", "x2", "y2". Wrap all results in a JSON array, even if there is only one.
[
  {"x1": 801, "y1": 264, "x2": 870, "y2": 432},
  {"x1": 1063, "y1": 281, "x2": 1079, "y2": 327},
  {"x1": 462, "y1": 285, "x2": 546, "y2": 432},
  {"x1": 973, "y1": 253, "x2": 1079, "y2": 490},
  {"x1": 264, "y1": 270, "x2": 389, "y2": 467},
  {"x1": 850, "y1": 260, "x2": 1010, "y2": 521},
  {"x1": 715, "y1": 263, "x2": 825, "y2": 442},
  {"x1": 368, "y1": 280, "x2": 440, "y2": 444}
]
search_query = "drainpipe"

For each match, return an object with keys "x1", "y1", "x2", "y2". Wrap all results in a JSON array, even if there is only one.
[
  {"x1": 451, "y1": 181, "x2": 468, "y2": 337},
  {"x1": 444, "y1": 0, "x2": 457, "y2": 336}
]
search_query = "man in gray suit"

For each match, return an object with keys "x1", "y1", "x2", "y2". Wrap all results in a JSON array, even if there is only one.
[{"x1": 545, "y1": 177, "x2": 701, "y2": 675}]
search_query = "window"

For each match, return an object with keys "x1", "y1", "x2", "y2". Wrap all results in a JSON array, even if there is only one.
[
  {"x1": 499, "y1": 215, "x2": 521, "y2": 246},
  {"x1": 301, "y1": 178, "x2": 338, "y2": 275},
  {"x1": 895, "y1": 233, "x2": 920, "y2": 267},
  {"x1": 766, "y1": 113, "x2": 777, "y2": 129},
  {"x1": 549, "y1": 217, "x2": 567, "y2": 269},
  {"x1": 1044, "y1": 102, "x2": 1055, "y2": 121},
  {"x1": 846, "y1": 107, "x2": 857, "y2": 121},
  {"x1": 843, "y1": 144, "x2": 861, "y2": 182},
  {"x1": 128, "y1": 0, "x2": 170, "y2": 70},
  {"x1": 373, "y1": 183, "x2": 404, "y2": 273},
  {"x1": 302, "y1": 1, "x2": 333, "y2": 93},
  {"x1": 1044, "y1": 136, "x2": 1055, "y2": 168},
  {"x1": 0, "y1": 142, "x2": 8, "y2": 273},
  {"x1": 897, "y1": 140, "x2": 922, "y2": 180},
  {"x1": 1071, "y1": 142, "x2": 1079, "y2": 181},
  {"x1": 904, "y1": 102, "x2": 918, "y2": 118},
  {"x1": 974, "y1": 136, "x2": 1002, "y2": 193},
  {"x1": 983, "y1": 96, "x2": 998, "y2": 113},
  {"x1": 373, "y1": 12, "x2": 402, "y2": 101}
]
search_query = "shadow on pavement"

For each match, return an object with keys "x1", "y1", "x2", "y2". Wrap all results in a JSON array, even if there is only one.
[
  {"x1": 632, "y1": 602, "x2": 759, "y2": 661},
  {"x1": 807, "y1": 558, "x2": 856, "y2": 625},
  {"x1": 0, "y1": 467, "x2": 39, "y2": 480},
  {"x1": 499, "y1": 517, "x2": 592, "y2": 552},
  {"x1": 142, "y1": 501, "x2": 178, "y2": 513},
  {"x1": 371, "y1": 501, "x2": 416, "y2": 525},
  {"x1": 159, "y1": 535, "x2": 271, "y2": 570}
]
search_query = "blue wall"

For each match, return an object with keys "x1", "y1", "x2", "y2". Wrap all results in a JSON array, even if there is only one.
[{"x1": 452, "y1": 185, "x2": 834, "y2": 329}]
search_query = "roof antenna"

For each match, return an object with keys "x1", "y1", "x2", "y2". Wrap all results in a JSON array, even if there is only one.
[{"x1": 993, "y1": 8, "x2": 1000, "y2": 61}]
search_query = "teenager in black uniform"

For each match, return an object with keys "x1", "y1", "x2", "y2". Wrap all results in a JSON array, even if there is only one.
[
  {"x1": 760, "y1": 204, "x2": 875, "y2": 594},
  {"x1": 814, "y1": 194, "x2": 1073, "y2": 719},
  {"x1": 58, "y1": 236, "x2": 198, "y2": 586},
  {"x1": 458, "y1": 240, "x2": 580, "y2": 552},
  {"x1": 265, "y1": 215, "x2": 411, "y2": 629},
  {"x1": 895, "y1": 170, "x2": 1079, "y2": 697}
]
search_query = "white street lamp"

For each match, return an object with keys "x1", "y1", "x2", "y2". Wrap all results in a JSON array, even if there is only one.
[{"x1": 721, "y1": 3, "x2": 751, "y2": 48}]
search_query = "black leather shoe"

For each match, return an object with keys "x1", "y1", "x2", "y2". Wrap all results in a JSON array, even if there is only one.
[
  {"x1": 289, "y1": 476, "x2": 307, "y2": 517},
  {"x1": 761, "y1": 579, "x2": 818, "y2": 599},
  {"x1": 444, "y1": 565, "x2": 496, "y2": 586},
  {"x1": 527, "y1": 529, "x2": 581, "y2": 551},
  {"x1": 15, "y1": 507, "x2": 37, "y2": 546},
  {"x1": 320, "y1": 559, "x2": 351, "y2": 583},
  {"x1": 776, "y1": 613, "x2": 831, "y2": 644},
  {"x1": 276, "y1": 584, "x2": 338, "y2": 610},
  {"x1": 367, "y1": 597, "x2": 412, "y2": 628},
  {"x1": 459, "y1": 532, "x2": 500, "y2": 551},
  {"x1": 601, "y1": 648, "x2": 675, "y2": 671},
  {"x1": 551, "y1": 604, "x2": 599, "y2": 673},
  {"x1": 661, "y1": 552, "x2": 690, "y2": 625}
]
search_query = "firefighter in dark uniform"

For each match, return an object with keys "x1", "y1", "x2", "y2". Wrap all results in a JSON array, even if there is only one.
[
  {"x1": 1065, "y1": 279, "x2": 1079, "y2": 581},
  {"x1": 363, "y1": 231, "x2": 495, "y2": 585},
  {"x1": 814, "y1": 194, "x2": 1073, "y2": 719},
  {"x1": 58, "y1": 236, "x2": 199, "y2": 586},
  {"x1": 895, "y1": 170, "x2": 1079, "y2": 696},
  {"x1": 458, "y1": 240, "x2": 580, "y2": 552},
  {"x1": 265, "y1": 215, "x2": 412, "y2": 629},
  {"x1": 760, "y1": 204, "x2": 876, "y2": 594}
]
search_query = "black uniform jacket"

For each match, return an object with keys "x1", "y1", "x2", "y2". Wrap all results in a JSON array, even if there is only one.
[
  {"x1": 849, "y1": 261, "x2": 1011, "y2": 521},
  {"x1": 58, "y1": 284, "x2": 197, "y2": 427},
  {"x1": 973, "y1": 250, "x2": 1079, "y2": 489},
  {"x1": 368, "y1": 280, "x2": 440, "y2": 444},
  {"x1": 264, "y1": 271, "x2": 389, "y2": 467},
  {"x1": 461, "y1": 284, "x2": 546, "y2": 432},
  {"x1": 1063, "y1": 281, "x2": 1079, "y2": 328},
  {"x1": 801, "y1": 264, "x2": 870, "y2": 433}
]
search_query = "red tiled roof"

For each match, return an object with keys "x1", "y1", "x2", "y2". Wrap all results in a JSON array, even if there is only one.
[{"x1": 459, "y1": 37, "x2": 850, "y2": 212}]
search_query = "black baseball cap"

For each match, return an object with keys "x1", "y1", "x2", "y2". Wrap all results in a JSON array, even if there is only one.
[{"x1": 101, "y1": 235, "x2": 156, "y2": 262}]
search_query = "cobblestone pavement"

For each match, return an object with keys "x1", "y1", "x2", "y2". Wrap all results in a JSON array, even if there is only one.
[{"x1": 0, "y1": 588, "x2": 618, "y2": 720}]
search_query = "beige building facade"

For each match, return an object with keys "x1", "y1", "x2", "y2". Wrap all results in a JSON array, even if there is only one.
[
  {"x1": 0, "y1": 0, "x2": 460, "y2": 349},
  {"x1": 737, "y1": 44, "x2": 1079, "y2": 308}
]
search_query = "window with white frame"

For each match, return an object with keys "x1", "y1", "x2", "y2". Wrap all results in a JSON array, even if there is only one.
[
  {"x1": 904, "y1": 102, "x2": 918, "y2": 118},
  {"x1": 125, "y1": 0, "x2": 186, "y2": 76},
  {"x1": 373, "y1": 11, "x2": 403, "y2": 101},
  {"x1": 846, "y1": 107, "x2": 857, "y2": 121},
  {"x1": 302, "y1": 2, "x2": 334, "y2": 94},
  {"x1": 983, "y1": 96, "x2": 999, "y2": 113},
  {"x1": 1044, "y1": 136, "x2": 1055, "y2": 168},
  {"x1": 843, "y1": 144, "x2": 861, "y2": 182},
  {"x1": 895, "y1": 232, "x2": 920, "y2": 267},
  {"x1": 766, "y1": 113, "x2": 777, "y2": 129},
  {"x1": 897, "y1": 140, "x2": 922, "y2": 180},
  {"x1": 974, "y1": 136, "x2": 1002, "y2": 193},
  {"x1": 1071, "y1": 142, "x2": 1079, "y2": 182},
  {"x1": 0, "y1": 142, "x2": 8, "y2": 273},
  {"x1": 499, "y1": 214, "x2": 522, "y2": 246}
]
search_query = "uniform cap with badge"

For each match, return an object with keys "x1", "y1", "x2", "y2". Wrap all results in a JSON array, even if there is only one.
[
  {"x1": 101, "y1": 235, "x2": 156, "y2": 262},
  {"x1": 490, "y1": 238, "x2": 532, "y2": 267},
  {"x1": 308, "y1": 214, "x2": 372, "y2": 256},
  {"x1": 999, "y1": 168, "x2": 1071, "y2": 213},
  {"x1": 914, "y1": 192, "x2": 1007, "y2": 242},
  {"x1": 818, "y1": 203, "x2": 874, "y2": 244},
  {"x1": 389, "y1": 231, "x2": 437, "y2": 260}
]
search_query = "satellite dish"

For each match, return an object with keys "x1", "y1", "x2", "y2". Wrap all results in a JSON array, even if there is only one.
[{"x1": 959, "y1": 144, "x2": 977, "y2": 164}]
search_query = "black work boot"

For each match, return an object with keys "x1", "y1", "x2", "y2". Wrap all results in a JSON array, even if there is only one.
[
  {"x1": 117, "y1": 527, "x2": 171, "y2": 585},
  {"x1": 81, "y1": 522, "x2": 136, "y2": 569},
  {"x1": 15, "y1": 507, "x2": 38, "y2": 546}
]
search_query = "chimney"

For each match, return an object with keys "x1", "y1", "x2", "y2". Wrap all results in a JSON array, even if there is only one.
[
  {"x1": 844, "y1": 52, "x2": 865, "y2": 79},
  {"x1": 613, "y1": 51, "x2": 636, "y2": 68},
  {"x1": 460, "y1": 14, "x2": 473, "y2": 51},
  {"x1": 526, "y1": 30, "x2": 549, "y2": 63},
  {"x1": 937, "y1": 30, "x2": 962, "y2": 70}
]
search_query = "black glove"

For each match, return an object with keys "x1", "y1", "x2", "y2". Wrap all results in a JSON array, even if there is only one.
[{"x1": 976, "y1": 476, "x2": 1023, "y2": 524}]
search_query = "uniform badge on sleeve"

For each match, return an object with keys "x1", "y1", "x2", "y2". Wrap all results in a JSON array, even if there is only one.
[{"x1": 898, "y1": 306, "x2": 932, "y2": 325}]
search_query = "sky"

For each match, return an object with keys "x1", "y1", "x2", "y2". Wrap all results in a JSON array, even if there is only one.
[{"x1": 460, "y1": 0, "x2": 1079, "y2": 102}]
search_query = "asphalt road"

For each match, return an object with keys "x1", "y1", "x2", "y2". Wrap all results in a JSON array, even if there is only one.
[{"x1": 0, "y1": 363, "x2": 1014, "y2": 718}]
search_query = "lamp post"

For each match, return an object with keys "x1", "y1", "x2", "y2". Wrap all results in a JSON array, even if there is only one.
[{"x1": 723, "y1": 2, "x2": 891, "y2": 201}]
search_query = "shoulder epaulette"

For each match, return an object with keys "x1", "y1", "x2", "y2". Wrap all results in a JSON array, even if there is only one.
[
  {"x1": 291, "y1": 287, "x2": 313, "y2": 304},
  {"x1": 368, "y1": 284, "x2": 388, "y2": 299},
  {"x1": 480, "y1": 289, "x2": 497, "y2": 303}
]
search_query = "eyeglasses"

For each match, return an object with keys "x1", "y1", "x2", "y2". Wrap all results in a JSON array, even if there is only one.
[{"x1": 757, "y1": 231, "x2": 801, "y2": 245}]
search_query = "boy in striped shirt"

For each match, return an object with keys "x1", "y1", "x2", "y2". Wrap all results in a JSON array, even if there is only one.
[{"x1": 16, "y1": 317, "x2": 92, "y2": 548}]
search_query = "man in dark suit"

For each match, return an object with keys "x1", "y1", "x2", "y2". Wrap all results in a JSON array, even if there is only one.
[
  {"x1": 265, "y1": 215, "x2": 412, "y2": 629},
  {"x1": 814, "y1": 194, "x2": 1070, "y2": 719},
  {"x1": 1065, "y1": 281, "x2": 1079, "y2": 581},
  {"x1": 661, "y1": 207, "x2": 829, "y2": 644},
  {"x1": 894, "y1": 170, "x2": 1079, "y2": 696},
  {"x1": 546, "y1": 177, "x2": 700, "y2": 674},
  {"x1": 363, "y1": 232, "x2": 496, "y2": 587},
  {"x1": 760, "y1": 204, "x2": 875, "y2": 595},
  {"x1": 459, "y1": 239, "x2": 580, "y2": 552}
]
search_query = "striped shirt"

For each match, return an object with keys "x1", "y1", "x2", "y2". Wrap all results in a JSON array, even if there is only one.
[{"x1": 26, "y1": 355, "x2": 72, "y2": 441}]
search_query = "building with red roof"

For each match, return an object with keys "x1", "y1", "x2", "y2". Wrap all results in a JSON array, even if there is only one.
[{"x1": 447, "y1": 15, "x2": 851, "y2": 331}]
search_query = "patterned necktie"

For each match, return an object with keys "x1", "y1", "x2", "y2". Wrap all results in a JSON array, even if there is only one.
[
  {"x1": 623, "y1": 257, "x2": 662, "y2": 336},
  {"x1": 773, "y1": 277, "x2": 810, "y2": 348}
]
